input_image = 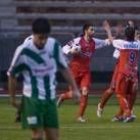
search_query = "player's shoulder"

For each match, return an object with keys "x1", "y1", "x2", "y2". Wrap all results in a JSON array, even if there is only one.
[
  {"x1": 47, "y1": 37, "x2": 60, "y2": 44},
  {"x1": 24, "y1": 35, "x2": 33, "y2": 43},
  {"x1": 16, "y1": 35, "x2": 34, "y2": 52},
  {"x1": 47, "y1": 37, "x2": 61, "y2": 49},
  {"x1": 73, "y1": 37, "x2": 81, "y2": 43}
]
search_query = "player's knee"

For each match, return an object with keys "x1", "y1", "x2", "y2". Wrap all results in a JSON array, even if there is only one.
[
  {"x1": 106, "y1": 88, "x2": 114, "y2": 95},
  {"x1": 81, "y1": 87, "x2": 88, "y2": 96}
]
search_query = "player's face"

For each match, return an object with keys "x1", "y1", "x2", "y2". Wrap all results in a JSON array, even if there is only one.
[
  {"x1": 86, "y1": 26, "x2": 94, "y2": 38},
  {"x1": 33, "y1": 34, "x2": 48, "y2": 49}
]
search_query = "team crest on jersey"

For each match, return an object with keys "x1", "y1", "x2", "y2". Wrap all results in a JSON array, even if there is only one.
[{"x1": 27, "y1": 116, "x2": 37, "y2": 125}]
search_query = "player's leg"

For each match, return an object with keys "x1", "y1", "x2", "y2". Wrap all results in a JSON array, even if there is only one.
[
  {"x1": 57, "y1": 77, "x2": 80, "y2": 107},
  {"x1": 115, "y1": 75, "x2": 131, "y2": 121},
  {"x1": 15, "y1": 103, "x2": 22, "y2": 122},
  {"x1": 56, "y1": 88, "x2": 73, "y2": 107},
  {"x1": 44, "y1": 99, "x2": 59, "y2": 140},
  {"x1": 97, "y1": 88, "x2": 114, "y2": 117},
  {"x1": 77, "y1": 73, "x2": 90, "y2": 122},
  {"x1": 44, "y1": 128, "x2": 59, "y2": 140},
  {"x1": 97, "y1": 62, "x2": 118, "y2": 117},
  {"x1": 126, "y1": 80, "x2": 137, "y2": 121},
  {"x1": 128, "y1": 80, "x2": 138, "y2": 111},
  {"x1": 111, "y1": 107, "x2": 124, "y2": 122},
  {"x1": 21, "y1": 97, "x2": 44, "y2": 139},
  {"x1": 31, "y1": 128, "x2": 43, "y2": 140},
  {"x1": 77, "y1": 87, "x2": 88, "y2": 122}
]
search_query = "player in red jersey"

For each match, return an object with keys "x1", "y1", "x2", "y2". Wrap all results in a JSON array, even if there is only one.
[
  {"x1": 57, "y1": 23, "x2": 111, "y2": 122},
  {"x1": 97, "y1": 21, "x2": 139, "y2": 120},
  {"x1": 110, "y1": 25, "x2": 140, "y2": 122}
]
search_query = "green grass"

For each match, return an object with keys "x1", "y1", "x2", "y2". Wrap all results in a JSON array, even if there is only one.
[{"x1": 0, "y1": 97, "x2": 140, "y2": 140}]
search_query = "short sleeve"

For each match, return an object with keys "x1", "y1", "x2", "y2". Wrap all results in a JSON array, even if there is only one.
[{"x1": 7, "y1": 45, "x2": 24, "y2": 77}]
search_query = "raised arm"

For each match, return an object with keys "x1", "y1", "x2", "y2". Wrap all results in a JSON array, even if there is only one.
[
  {"x1": 94, "y1": 21, "x2": 113, "y2": 49},
  {"x1": 103, "y1": 20, "x2": 113, "y2": 43}
]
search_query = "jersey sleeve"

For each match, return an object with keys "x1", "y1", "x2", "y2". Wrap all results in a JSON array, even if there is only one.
[
  {"x1": 62, "y1": 44, "x2": 72, "y2": 55},
  {"x1": 94, "y1": 38, "x2": 111, "y2": 49},
  {"x1": 23, "y1": 35, "x2": 33, "y2": 44},
  {"x1": 7, "y1": 45, "x2": 25, "y2": 77},
  {"x1": 62, "y1": 37, "x2": 81, "y2": 55},
  {"x1": 112, "y1": 39, "x2": 125, "y2": 49}
]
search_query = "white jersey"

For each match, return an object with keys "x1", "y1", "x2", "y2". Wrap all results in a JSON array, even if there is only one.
[
  {"x1": 113, "y1": 39, "x2": 140, "y2": 50},
  {"x1": 112, "y1": 40, "x2": 140, "y2": 59},
  {"x1": 7, "y1": 36, "x2": 67, "y2": 100}
]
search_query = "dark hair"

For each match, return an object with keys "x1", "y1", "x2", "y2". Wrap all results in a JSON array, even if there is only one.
[
  {"x1": 32, "y1": 18, "x2": 51, "y2": 34},
  {"x1": 83, "y1": 23, "x2": 93, "y2": 34},
  {"x1": 125, "y1": 25, "x2": 135, "y2": 41}
]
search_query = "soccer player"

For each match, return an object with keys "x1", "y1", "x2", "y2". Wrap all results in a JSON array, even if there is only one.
[
  {"x1": 97, "y1": 21, "x2": 139, "y2": 119},
  {"x1": 109, "y1": 25, "x2": 140, "y2": 122},
  {"x1": 7, "y1": 18, "x2": 80, "y2": 140},
  {"x1": 97, "y1": 48, "x2": 120, "y2": 118},
  {"x1": 57, "y1": 23, "x2": 111, "y2": 122}
]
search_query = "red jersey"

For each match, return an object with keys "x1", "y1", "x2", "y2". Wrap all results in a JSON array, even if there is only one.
[
  {"x1": 70, "y1": 37, "x2": 95, "y2": 73},
  {"x1": 62, "y1": 37, "x2": 110, "y2": 77}
]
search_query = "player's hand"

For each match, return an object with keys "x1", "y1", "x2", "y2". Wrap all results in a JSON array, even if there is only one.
[
  {"x1": 103, "y1": 20, "x2": 111, "y2": 32},
  {"x1": 127, "y1": 20, "x2": 134, "y2": 27}
]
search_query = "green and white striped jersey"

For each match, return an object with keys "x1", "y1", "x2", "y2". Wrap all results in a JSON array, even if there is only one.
[{"x1": 8, "y1": 36, "x2": 68, "y2": 100}]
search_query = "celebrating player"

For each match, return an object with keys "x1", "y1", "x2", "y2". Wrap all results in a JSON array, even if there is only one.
[{"x1": 57, "y1": 22, "x2": 111, "y2": 122}]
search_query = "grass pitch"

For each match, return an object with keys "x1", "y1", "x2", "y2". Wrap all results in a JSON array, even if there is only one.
[{"x1": 0, "y1": 97, "x2": 140, "y2": 140}]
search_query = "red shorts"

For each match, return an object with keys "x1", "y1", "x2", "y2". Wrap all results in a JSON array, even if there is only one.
[
  {"x1": 70, "y1": 63, "x2": 91, "y2": 88},
  {"x1": 75, "y1": 72, "x2": 91, "y2": 88},
  {"x1": 72, "y1": 71, "x2": 91, "y2": 88}
]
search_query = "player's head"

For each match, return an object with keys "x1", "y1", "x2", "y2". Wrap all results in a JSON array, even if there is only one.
[
  {"x1": 32, "y1": 18, "x2": 51, "y2": 49},
  {"x1": 83, "y1": 23, "x2": 94, "y2": 38},
  {"x1": 125, "y1": 25, "x2": 135, "y2": 41}
]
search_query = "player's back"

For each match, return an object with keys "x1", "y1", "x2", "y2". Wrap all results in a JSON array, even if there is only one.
[
  {"x1": 113, "y1": 40, "x2": 140, "y2": 76},
  {"x1": 119, "y1": 49, "x2": 139, "y2": 75}
]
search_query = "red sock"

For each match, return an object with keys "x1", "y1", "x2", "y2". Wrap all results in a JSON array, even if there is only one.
[
  {"x1": 100, "y1": 88, "x2": 114, "y2": 109},
  {"x1": 78, "y1": 95, "x2": 88, "y2": 117},
  {"x1": 116, "y1": 94, "x2": 131, "y2": 117},
  {"x1": 60, "y1": 91, "x2": 73, "y2": 100},
  {"x1": 127, "y1": 91, "x2": 137, "y2": 111}
]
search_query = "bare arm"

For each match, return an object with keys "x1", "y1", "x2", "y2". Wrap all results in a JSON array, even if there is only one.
[
  {"x1": 8, "y1": 75, "x2": 19, "y2": 108},
  {"x1": 103, "y1": 20, "x2": 113, "y2": 43}
]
